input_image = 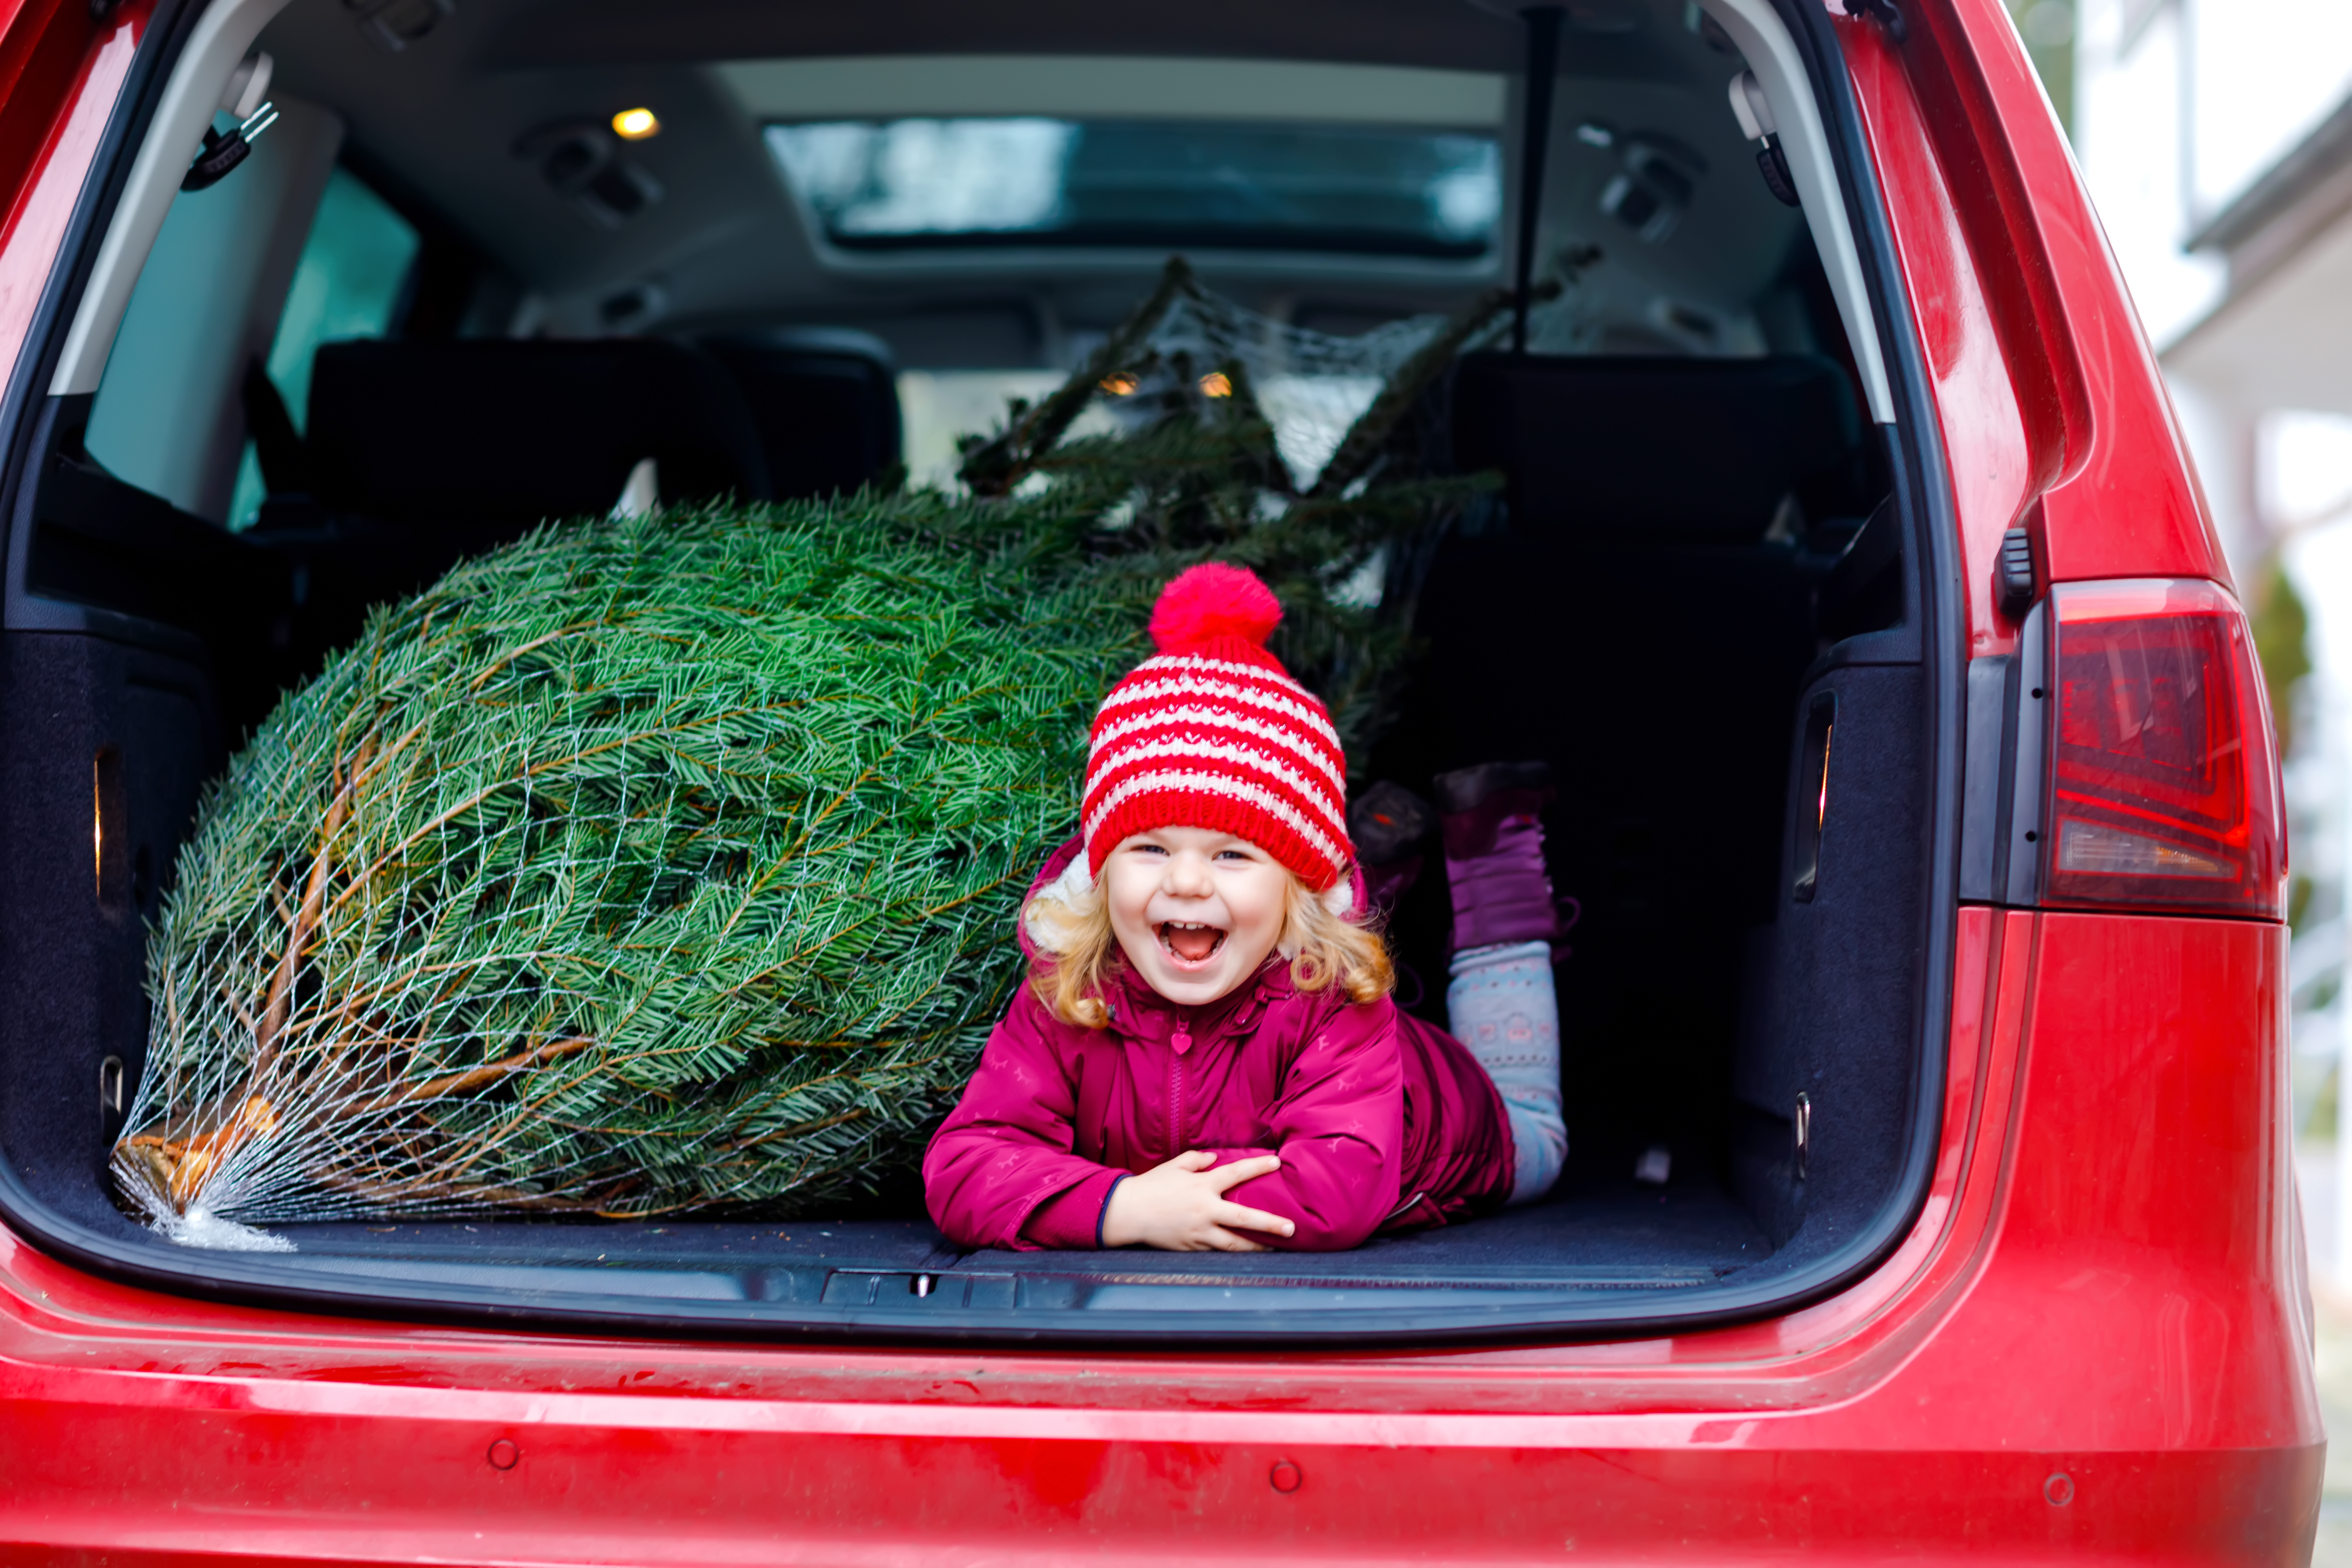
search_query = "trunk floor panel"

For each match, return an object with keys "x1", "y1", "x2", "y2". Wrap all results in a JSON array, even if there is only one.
[{"x1": 251, "y1": 1177, "x2": 1772, "y2": 1304}]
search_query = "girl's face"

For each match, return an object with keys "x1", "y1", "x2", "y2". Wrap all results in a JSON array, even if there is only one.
[{"x1": 1102, "y1": 826, "x2": 1291, "y2": 1008}]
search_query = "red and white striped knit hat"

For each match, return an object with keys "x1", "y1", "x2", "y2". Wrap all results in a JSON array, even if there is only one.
[{"x1": 1081, "y1": 564, "x2": 1353, "y2": 891}]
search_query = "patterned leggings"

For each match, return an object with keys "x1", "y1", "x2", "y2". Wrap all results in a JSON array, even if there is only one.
[{"x1": 1447, "y1": 940, "x2": 1567, "y2": 1205}]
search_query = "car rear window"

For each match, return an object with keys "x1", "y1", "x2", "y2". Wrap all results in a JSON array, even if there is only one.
[{"x1": 764, "y1": 118, "x2": 1503, "y2": 257}]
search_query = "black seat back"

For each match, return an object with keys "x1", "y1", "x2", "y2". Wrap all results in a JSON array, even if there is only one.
[
  {"x1": 702, "y1": 330, "x2": 901, "y2": 502},
  {"x1": 1451, "y1": 352, "x2": 1866, "y2": 543},
  {"x1": 306, "y1": 338, "x2": 771, "y2": 529}
]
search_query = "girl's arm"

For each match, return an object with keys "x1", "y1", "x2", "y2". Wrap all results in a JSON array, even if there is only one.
[
  {"x1": 1197, "y1": 1000, "x2": 1405, "y2": 1251},
  {"x1": 922, "y1": 988, "x2": 1129, "y2": 1250}
]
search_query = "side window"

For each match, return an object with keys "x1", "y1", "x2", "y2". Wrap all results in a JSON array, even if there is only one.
[{"x1": 224, "y1": 168, "x2": 419, "y2": 529}]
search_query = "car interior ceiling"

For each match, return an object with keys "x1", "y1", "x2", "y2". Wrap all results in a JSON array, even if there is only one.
[{"x1": 0, "y1": 0, "x2": 1932, "y2": 1321}]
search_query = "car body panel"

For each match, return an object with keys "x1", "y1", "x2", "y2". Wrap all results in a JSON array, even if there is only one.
[
  {"x1": 0, "y1": 0, "x2": 2319, "y2": 1556},
  {"x1": 0, "y1": 0, "x2": 147, "y2": 384},
  {"x1": 0, "y1": 912, "x2": 2318, "y2": 1554},
  {"x1": 1842, "y1": 3, "x2": 2231, "y2": 663}
]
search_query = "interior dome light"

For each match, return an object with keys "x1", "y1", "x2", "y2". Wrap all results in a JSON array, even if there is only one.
[{"x1": 612, "y1": 107, "x2": 660, "y2": 141}]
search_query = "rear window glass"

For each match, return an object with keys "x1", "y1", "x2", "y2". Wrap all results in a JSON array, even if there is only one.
[
  {"x1": 765, "y1": 118, "x2": 1502, "y2": 257},
  {"x1": 897, "y1": 369, "x2": 1065, "y2": 490},
  {"x1": 896, "y1": 366, "x2": 1392, "y2": 495}
]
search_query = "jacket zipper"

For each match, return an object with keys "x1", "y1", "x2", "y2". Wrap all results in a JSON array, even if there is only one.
[{"x1": 1170, "y1": 1010, "x2": 1191, "y2": 1154}]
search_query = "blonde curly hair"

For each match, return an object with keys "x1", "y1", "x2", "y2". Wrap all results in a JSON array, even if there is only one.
[{"x1": 1022, "y1": 861, "x2": 1394, "y2": 1029}]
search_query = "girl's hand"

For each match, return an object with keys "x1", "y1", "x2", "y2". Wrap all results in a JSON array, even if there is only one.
[{"x1": 1101, "y1": 1150, "x2": 1296, "y2": 1252}]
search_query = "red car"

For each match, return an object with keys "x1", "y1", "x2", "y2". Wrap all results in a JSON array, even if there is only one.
[{"x1": 0, "y1": 0, "x2": 2320, "y2": 1557}]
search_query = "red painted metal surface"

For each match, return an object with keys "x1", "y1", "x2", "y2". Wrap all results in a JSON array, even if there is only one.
[
  {"x1": 1844, "y1": 17, "x2": 2039, "y2": 659},
  {"x1": 0, "y1": 0, "x2": 2319, "y2": 1556},
  {"x1": 0, "y1": 0, "x2": 147, "y2": 388},
  {"x1": 1845, "y1": 0, "x2": 2231, "y2": 632},
  {"x1": 0, "y1": 908, "x2": 2317, "y2": 1556}
]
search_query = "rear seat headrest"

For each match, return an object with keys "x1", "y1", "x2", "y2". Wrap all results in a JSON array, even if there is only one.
[
  {"x1": 1452, "y1": 354, "x2": 1866, "y2": 543},
  {"x1": 700, "y1": 329, "x2": 901, "y2": 503},
  {"x1": 306, "y1": 338, "x2": 771, "y2": 528}
]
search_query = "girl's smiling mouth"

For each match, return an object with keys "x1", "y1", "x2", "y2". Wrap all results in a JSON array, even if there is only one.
[{"x1": 1158, "y1": 921, "x2": 1227, "y2": 966}]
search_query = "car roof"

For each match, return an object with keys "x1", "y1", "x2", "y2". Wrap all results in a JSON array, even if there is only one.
[{"x1": 254, "y1": 0, "x2": 1787, "y2": 359}]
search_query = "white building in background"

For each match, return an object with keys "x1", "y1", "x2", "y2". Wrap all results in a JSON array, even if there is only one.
[
  {"x1": 2074, "y1": 0, "x2": 2352, "y2": 566},
  {"x1": 2071, "y1": 0, "x2": 2352, "y2": 1261}
]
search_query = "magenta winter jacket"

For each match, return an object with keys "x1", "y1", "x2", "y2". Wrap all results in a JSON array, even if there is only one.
[{"x1": 923, "y1": 925, "x2": 1516, "y2": 1252}]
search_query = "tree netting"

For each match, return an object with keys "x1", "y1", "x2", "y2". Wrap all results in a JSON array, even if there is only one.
[
  {"x1": 1098, "y1": 295, "x2": 1456, "y2": 494},
  {"x1": 113, "y1": 259, "x2": 1528, "y2": 1247},
  {"x1": 116, "y1": 511, "x2": 1140, "y2": 1246}
]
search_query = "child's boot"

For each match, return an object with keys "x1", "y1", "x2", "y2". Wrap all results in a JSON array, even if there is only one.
[
  {"x1": 1437, "y1": 760, "x2": 1568, "y2": 1203},
  {"x1": 1347, "y1": 779, "x2": 1434, "y2": 921},
  {"x1": 1436, "y1": 759, "x2": 1564, "y2": 953}
]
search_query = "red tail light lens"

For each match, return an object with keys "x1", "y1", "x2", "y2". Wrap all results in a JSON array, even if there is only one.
[{"x1": 2041, "y1": 579, "x2": 2285, "y2": 919}]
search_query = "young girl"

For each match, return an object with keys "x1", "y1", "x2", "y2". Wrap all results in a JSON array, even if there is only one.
[{"x1": 923, "y1": 564, "x2": 1568, "y2": 1252}]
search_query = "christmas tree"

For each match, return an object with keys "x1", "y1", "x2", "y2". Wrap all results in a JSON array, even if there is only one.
[{"x1": 114, "y1": 260, "x2": 1522, "y2": 1243}]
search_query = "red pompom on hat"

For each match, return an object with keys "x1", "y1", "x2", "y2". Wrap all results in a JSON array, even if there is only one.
[
  {"x1": 1147, "y1": 561, "x2": 1282, "y2": 652},
  {"x1": 1082, "y1": 564, "x2": 1353, "y2": 891}
]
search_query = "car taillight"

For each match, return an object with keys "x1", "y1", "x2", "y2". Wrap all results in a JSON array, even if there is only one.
[{"x1": 2038, "y1": 579, "x2": 2284, "y2": 919}]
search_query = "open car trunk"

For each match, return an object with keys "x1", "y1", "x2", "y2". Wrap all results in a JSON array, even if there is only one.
[{"x1": 0, "y1": 0, "x2": 1957, "y2": 1342}]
